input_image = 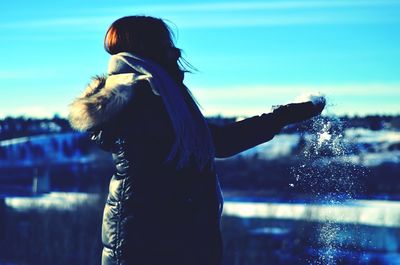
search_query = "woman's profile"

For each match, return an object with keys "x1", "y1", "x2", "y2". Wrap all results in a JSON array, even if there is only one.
[{"x1": 68, "y1": 15, "x2": 325, "y2": 265}]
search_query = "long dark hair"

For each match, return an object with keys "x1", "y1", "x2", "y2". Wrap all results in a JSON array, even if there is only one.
[{"x1": 103, "y1": 16, "x2": 214, "y2": 170}]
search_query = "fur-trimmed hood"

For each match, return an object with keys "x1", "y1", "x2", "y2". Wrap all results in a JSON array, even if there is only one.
[
  {"x1": 68, "y1": 53, "x2": 162, "y2": 132},
  {"x1": 68, "y1": 74, "x2": 138, "y2": 132},
  {"x1": 68, "y1": 52, "x2": 214, "y2": 170}
]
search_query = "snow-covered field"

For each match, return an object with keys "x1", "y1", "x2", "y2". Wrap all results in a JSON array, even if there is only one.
[
  {"x1": 239, "y1": 129, "x2": 400, "y2": 167},
  {"x1": 4, "y1": 191, "x2": 400, "y2": 229},
  {"x1": 4, "y1": 192, "x2": 99, "y2": 211},
  {"x1": 224, "y1": 199, "x2": 400, "y2": 228}
]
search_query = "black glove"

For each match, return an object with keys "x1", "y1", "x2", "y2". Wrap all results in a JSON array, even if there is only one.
[{"x1": 272, "y1": 100, "x2": 325, "y2": 126}]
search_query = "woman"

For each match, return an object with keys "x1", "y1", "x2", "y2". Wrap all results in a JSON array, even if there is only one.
[{"x1": 68, "y1": 16, "x2": 324, "y2": 265}]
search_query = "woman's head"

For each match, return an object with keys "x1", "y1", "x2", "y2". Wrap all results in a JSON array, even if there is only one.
[{"x1": 104, "y1": 16, "x2": 184, "y2": 83}]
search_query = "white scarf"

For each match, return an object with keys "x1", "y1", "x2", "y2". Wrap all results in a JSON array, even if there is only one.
[{"x1": 107, "y1": 52, "x2": 215, "y2": 170}]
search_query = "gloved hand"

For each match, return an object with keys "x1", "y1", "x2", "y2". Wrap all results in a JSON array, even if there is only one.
[{"x1": 272, "y1": 99, "x2": 325, "y2": 126}]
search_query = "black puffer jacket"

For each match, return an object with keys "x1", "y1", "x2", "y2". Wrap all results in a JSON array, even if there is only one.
[{"x1": 69, "y1": 74, "x2": 283, "y2": 264}]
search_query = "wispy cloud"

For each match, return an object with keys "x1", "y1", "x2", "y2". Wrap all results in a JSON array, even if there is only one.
[
  {"x1": 0, "y1": 16, "x2": 114, "y2": 30},
  {"x1": 95, "y1": 0, "x2": 400, "y2": 13},
  {"x1": 0, "y1": 106, "x2": 65, "y2": 119},
  {"x1": 191, "y1": 83, "x2": 400, "y2": 116},
  {"x1": 2, "y1": 0, "x2": 400, "y2": 30},
  {"x1": 1, "y1": 83, "x2": 398, "y2": 118},
  {"x1": 2, "y1": 13, "x2": 398, "y2": 31},
  {"x1": 178, "y1": 13, "x2": 400, "y2": 28},
  {"x1": 0, "y1": 69, "x2": 61, "y2": 80},
  {"x1": 193, "y1": 83, "x2": 400, "y2": 99}
]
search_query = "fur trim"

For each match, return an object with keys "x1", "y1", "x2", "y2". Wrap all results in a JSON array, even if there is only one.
[{"x1": 68, "y1": 74, "x2": 136, "y2": 132}]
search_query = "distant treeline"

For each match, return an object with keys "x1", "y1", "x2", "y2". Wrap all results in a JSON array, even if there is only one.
[
  {"x1": 282, "y1": 115, "x2": 400, "y2": 134},
  {"x1": 0, "y1": 114, "x2": 399, "y2": 141},
  {"x1": 0, "y1": 116, "x2": 72, "y2": 141}
]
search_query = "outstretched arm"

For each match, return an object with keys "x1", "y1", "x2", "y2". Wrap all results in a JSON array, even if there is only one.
[
  {"x1": 208, "y1": 101, "x2": 325, "y2": 158},
  {"x1": 208, "y1": 113, "x2": 283, "y2": 158}
]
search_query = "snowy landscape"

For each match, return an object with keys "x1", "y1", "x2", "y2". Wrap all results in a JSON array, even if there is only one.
[{"x1": 1, "y1": 115, "x2": 400, "y2": 264}]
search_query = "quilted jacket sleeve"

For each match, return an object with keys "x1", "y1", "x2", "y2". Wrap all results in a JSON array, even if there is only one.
[
  {"x1": 207, "y1": 112, "x2": 283, "y2": 158},
  {"x1": 87, "y1": 105, "x2": 131, "y2": 153},
  {"x1": 89, "y1": 128, "x2": 118, "y2": 152}
]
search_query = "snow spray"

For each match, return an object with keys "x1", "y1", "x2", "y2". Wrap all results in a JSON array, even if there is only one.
[{"x1": 289, "y1": 93, "x2": 366, "y2": 265}]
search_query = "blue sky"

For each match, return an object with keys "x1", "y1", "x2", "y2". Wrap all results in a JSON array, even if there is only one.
[{"x1": 1, "y1": 0, "x2": 400, "y2": 118}]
